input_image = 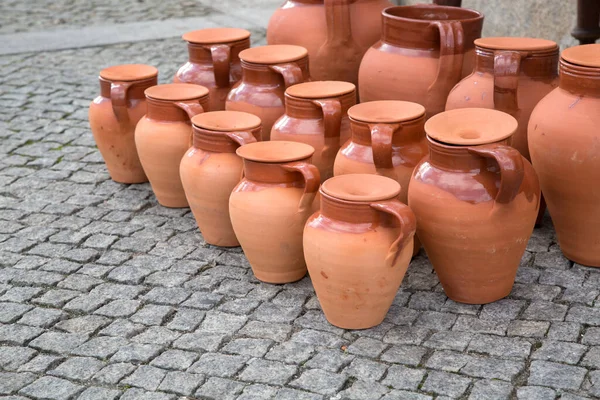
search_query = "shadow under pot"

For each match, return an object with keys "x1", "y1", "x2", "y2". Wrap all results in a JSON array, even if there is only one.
[
  {"x1": 180, "y1": 111, "x2": 261, "y2": 247},
  {"x1": 408, "y1": 108, "x2": 540, "y2": 304},
  {"x1": 271, "y1": 81, "x2": 356, "y2": 181},
  {"x1": 304, "y1": 174, "x2": 416, "y2": 329},
  {"x1": 230, "y1": 141, "x2": 321, "y2": 284},
  {"x1": 135, "y1": 83, "x2": 209, "y2": 208},
  {"x1": 89, "y1": 64, "x2": 158, "y2": 183},
  {"x1": 226, "y1": 45, "x2": 311, "y2": 141},
  {"x1": 174, "y1": 28, "x2": 250, "y2": 111},
  {"x1": 358, "y1": 4, "x2": 484, "y2": 117}
]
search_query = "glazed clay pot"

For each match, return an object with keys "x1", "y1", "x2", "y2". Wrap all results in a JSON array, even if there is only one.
[
  {"x1": 226, "y1": 45, "x2": 311, "y2": 141},
  {"x1": 271, "y1": 81, "x2": 356, "y2": 181},
  {"x1": 408, "y1": 108, "x2": 540, "y2": 304},
  {"x1": 180, "y1": 111, "x2": 260, "y2": 247},
  {"x1": 528, "y1": 44, "x2": 600, "y2": 267},
  {"x1": 267, "y1": 0, "x2": 392, "y2": 86},
  {"x1": 230, "y1": 141, "x2": 321, "y2": 283},
  {"x1": 135, "y1": 83, "x2": 209, "y2": 208},
  {"x1": 89, "y1": 64, "x2": 158, "y2": 183},
  {"x1": 304, "y1": 174, "x2": 416, "y2": 329},
  {"x1": 174, "y1": 28, "x2": 250, "y2": 111},
  {"x1": 358, "y1": 5, "x2": 484, "y2": 117}
]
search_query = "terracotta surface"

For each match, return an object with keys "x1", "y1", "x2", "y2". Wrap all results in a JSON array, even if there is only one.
[
  {"x1": 271, "y1": 81, "x2": 356, "y2": 181},
  {"x1": 267, "y1": 0, "x2": 392, "y2": 86},
  {"x1": 174, "y1": 28, "x2": 250, "y2": 111},
  {"x1": 230, "y1": 141, "x2": 320, "y2": 283},
  {"x1": 180, "y1": 111, "x2": 260, "y2": 247},
  {"x1": 408, "y1": 108, "x2": 540, "y2": 304},
  {"x1": 529, "y1": 44, "x2": 600, "y2": 267},
  {"x1": 358, "y1": 4, "x2": 484, "y2": 117},
  {"x1": 304, "y1": 174, "x2": 416, "y2": 329},
  {"x1": 135, "y1": 83, "x2": 210, "y2": 208},
  {"x1": 89, "y1": 64, "x2": 158, "y2": 183},
  {"x1": 226, "y1": 45, "x2": 311, "y2": 141}
]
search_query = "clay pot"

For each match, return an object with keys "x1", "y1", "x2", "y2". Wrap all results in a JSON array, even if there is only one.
[
  {"x1": 358, "y1": 4, "x2": 484, "y2": 117},
  {"x1": 174, "y1": 28, "x2": 250, "y2": 111},
  {"x1": 230, "y1": 141, "x2": 320, "y2": 283},
  {"x1": 408, "y1": 108, "x2": 540, "y2": 304},
  {"x1": 304, "y1": 174, "x2": 416, "y2": 329},
  {"x1": 180, "y1": 111, "x2": 261, "y2": 247},
  {"x1": 267, "y1": 0, "x2": 392, "y2": 86},
  {"x1": 528, "y1": 44, "x2": 600, "y2": 267},
  {"x1": 226, "y1": 45, "x2": 311, "y2": 141},
  {"x1": 271, "y1": 81, "x2": 356, "y2": 181},
  {"x1": 89, "y1": 64, "x2": 158, "y2": 183},
  {"x1": 135, "y1": 83, "x2": 209, "y2": 208}
]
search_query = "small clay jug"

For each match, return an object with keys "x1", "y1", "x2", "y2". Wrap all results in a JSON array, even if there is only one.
[
  {"x1": 230, "y1": 141, "x2": 320, "y2": 283},
  {"x1": 529, "y1": 44, "x2": 600, "y2": 267},
  {"x1": 408, "y1": 108, "x2": 540, "y2": 304},
  {"x1": 304, "y1": 174, "x2": 416, "y2": 329},
  {"x1": 135, "y1": 83, "x2": 209, "y2": 208},
  {"x1": 180, "y1": 111, "x2": 261, "y2": 247},
  {"x1": 271, "y1": 81, "x2": 356, "y2": 181},
  {"x1": 89, "y1": 64, "x2": 158, "y2": 183},
  {"x1": 267, "y1": 0, "x2": 392, "y2": 86},
  {"x1": 226, "y1": 45, "x2": 311, "y2": 141},
  {"x1": 358, "y1": 4, "x2": 484, "y2": 117},
  {"x1": 174, "y1": 28, "x2": 250, "y2": 111}
]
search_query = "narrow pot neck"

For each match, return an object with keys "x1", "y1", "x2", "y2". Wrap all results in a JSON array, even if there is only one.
[
  {"x1": 427, "y1": 136, "x2": 509, "y2": 171},
  {"x1": 284, "y1": 91, "x2": 355, "y2": 119},
  {"x1": 559, "y1": 58, "x2": 600, "y2": 97},
  {"x1": 99, "y1": 76, "x2": 157, "y2": 99},
  {"x1": 320, "y1": 191, "x2": 384, "y2": 224},
  {"x1": 192, "y1": 126, "x2": 261, "y2": 153},
  {"x1": 350, "y1": 116, "x2": 426, "y2": 146},
  {"x1": 240, "y1": 58, "x2": 309, "y2": 85},
  {"x1": 146, "y1": 96, "x2": 209, "y2": 122},
  {"x1": 474, "y1": 46, "x2": 559, "y2": 79},
  {"x1": 242, "y1": 158, "x2": 308, "y2": 186},
  {"x1": 187, "y1": 38, "x2": 249, "y2": 64}
]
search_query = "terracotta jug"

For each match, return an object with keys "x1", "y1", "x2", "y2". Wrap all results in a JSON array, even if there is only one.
[
  {"x1": 528, "y1": 44, "x2": 600, "y2": 267},
  {"x1": 89, "y1": 64, "x2": 158, "y2": 183},
  {"x1": 174, "y1": 28, "x2": 250, "y2": 111},
  {"x1": 304, "y1": 174, "x2": 416, "y2": 329},
  {"x1": 271, "y1": 81, "x2": 356, "y2": 181},
  {"x1": 408, "y1": 108, "x2": 540, "y2": 304},
  {"x1": 135, "y1": 83, "x2": 209, "y2": 208},
  {"x1": 226, "y1": 45, "x2": 311, "y2": 141},
  {"x1": 230, "y1": 141, "x2": 320, "y2": 283},
  {"x1": 266, "y1": 0, "x2": 392, "y2": 86},
  {"x1": 358, "y1": 4, "x2": 484, "y2": 117},
  {"x1": 180, "y1": 111, "x2": 261, "y2": 247}
]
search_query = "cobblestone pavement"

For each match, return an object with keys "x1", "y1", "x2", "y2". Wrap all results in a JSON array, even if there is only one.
[{"x1": 1, "y1": 3, "x2": 600, "y2": 400}]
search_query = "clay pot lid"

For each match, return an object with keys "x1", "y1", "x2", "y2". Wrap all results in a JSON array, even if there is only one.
[
  {"x1": 182, "y1": 28, "x2": 250, "y2": 44},
  {"x1": 99, "y1": 64, "x2": 158, "y2": 82},
  {"x1": 145, "y1": 83, "x2": 209, "y2": 101},
  {"x1": 236, "y1": 141, "x2": 314, "y2": 163},
  {"x1": 286, "y1": 81, "x2": 355, "y2": 99},
  {"x1": 383, "y1": 4, "x2": 483, "y2": 23},
  {"x1": 239, "y1": 45, "x2": 308, "y2": 65},
  {"x1": 322, "y1": 174, "x2": 401, "y2": 202},
  {"x1": 475, "y1": 37, "x2": 557, "y2": 52},
  {"x1": 425, "y1": 108, "x2": 517, "y2": 146},
  {"x1": 192, "y1": 111, "x2": 261, "y2": 132},
  {"x1": 562, "y1": 44, "x2": 600, "y2": 68},
  {"x1": 348, "y1": 101, "x2": 425, "y2": 123}
]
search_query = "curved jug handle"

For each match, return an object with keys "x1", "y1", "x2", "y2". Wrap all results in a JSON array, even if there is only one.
[
  {"x1": 223, "y1": 130, "x2": 258, "y2": 181},
  {"x1": 370, "y1": 123, "x2": 401, "y2": 179},
  {"x1": 210, "y1": 44, "x2": 232, "y2": 88},
  {"x1": 174, "y1": 101, "x2": 206, "y2": 147},
  {"x1": 369, "y1": 199, "x2": 417, "y2": 268},
  {"x1": 280, "y1": 161, "x2": 321, "y2": 213},
  {"x1": 493, "y1": 50, "x2": 522, "y2": 113},
  {"x1": 324, "y1": 0, "x2": 354, "y2": 45},
  {"x1": 270, "y1": 63, "x2": 305, "y2": 88},
  {"x1": 110, "y1": 82, "x2": 133, "y2": 125},
  {"x1": 313, "y1": 98, "x2": 342, "y2": 174}
]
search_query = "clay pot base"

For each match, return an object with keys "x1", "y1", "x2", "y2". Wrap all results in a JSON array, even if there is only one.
[
  {"x1": 287, "y1": 81, "x2": 355, "y2": 99},
  {"x1": 322, "y1": 174, "x2": 401, "y2": 202},
  {"x1": 236, "y1": 141, "x2": 315, "y2": 163},
  {"x1": 348, "y1": 100, "x2": 425, "y2": 123},
  {"x1": 475, "y1": 37, "x2": 557, "y2": 52},
  {"x1": 425, "y1": 108, "x2": 517, "y2": 145},
  {"x1": 192, "y1": 111, "x2": 261, "y2": 131},
  {"x1": 562, "y1": 43, "x2": 600, "y2": 68},
  {"x1": 239, "y1": 45, "x2": 308, "y2": 64},
  {"x1": 182, "y1": 27, "x2": 250, "y2": 44},
  {"x1": 145, "y1": 83, "x2": 209, "y2": 101},
  {"x1": 100, "y1": 64, "x2": 158, "y2": 82}
]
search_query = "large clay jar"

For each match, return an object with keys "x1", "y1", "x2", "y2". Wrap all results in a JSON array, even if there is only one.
[
  {"x1": 180, "y1": 111, "x2": 261, "y2": 247},
  {"x1": 358, "y1": 5, "x2": 484, "y2": 117},
  {"x1": 89, "y1": 64, "x2": 158, "y2": 183},
  {"x1": 529, "y1": 44, "x2": 600, "y2": 267},
  {"x1": 226, "y1": 45, "x2": 311, "y2": 141},
  {"x1": 408, "y1": 108, "x2": 540, "y2": 304},
  {"x1": 230, "y1": 141, "x2": 320, "y2": 283},
  {"x1": 271, "y1": 81, "x2": 356, "y2": 181},
  {"x1": 304, "y1": 174, "x2": 416, "y2": 329},
  {"x1": 174, "y1": 28, "x2": 250, "y2": 111},
  {"x1": 135, "y1": 83, "x2": 209, "y2": 208},
  {"x1": 267, "y1": 0, "x2": 392, "y2": 86}
]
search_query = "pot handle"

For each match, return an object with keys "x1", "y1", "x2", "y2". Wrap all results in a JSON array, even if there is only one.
[
  {"x1": 210, "y1": 44, "x2": 232, "y2": 88},
  {"x1": 369, "y1": 199, "x2": 416, "y2": 268},
  {"x1": 467, "y1": 144, "x2": 525, "y2": 204},
  {"x1": 174, "y1": 101, "x2": 206, "y2": 147},
  {"x1": 370, "y1": 123, "x2": 402, "y2": 177},
  {"x1": 110, "y1": 82, "x2": 133, "y2": 125},
  {"x1": 281, "y1": 161, "x2": 321, "y2": 213},
  {"x1": 313, "y1": 98, "x2": 342, "y2": 164},
  {"x1": 493, "y1": 50, "x2": 521, "y2": 113},
  {"x1": 223, "y1": 130, "x2": 258, "y2": 181},
  {"x1": 323, "y1": 0, "x2": 354, "y2": 45},
  {"x1": 427, "y1": 20, "x2": 464, "y2": 116},
  {"x1": 270, "y1": 63, "x2": 305, "y2": 88}
]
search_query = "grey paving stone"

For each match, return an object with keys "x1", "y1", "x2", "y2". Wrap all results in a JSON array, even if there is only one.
[
  {"x1": 180, "y1": 291, "x2": 224, "y2": 310},
  {"x1": 238, "y1": 320, "x2": 292, "y2": 342},
  {"x1": 121, "y1": 365, "x2": 167, "y2": 391},
  {"x1": 507, "y1": 320, "x2": 550, "y2": 338},
  {"x1": 0, "y1": 287, "x2": 43, "y2": 302},
  {"x1": 414, "y1": 310, "x2": 457, "y2": 329},
  {"x1": 381, "y1": 390, "x2": 432, "y2": 400},
  {"x1": 90, "y1": 282, "x2": 146, "y2": 300},
  {"x1": 276, "y1": 388, "x2": 324, "y2": 400},
  {"x1": 581, "y1": 346, "x2": 600, "y2": 368},
  {"x1": 141, "y1": 287, "x2": 191, "y2": 305},
  {"x1": 55, "y1": 315, "x2": 110, "y2": 335},
  {"x1": 199, "y1": 311, "x2": 248, "y2": 334},
  {"x1": 237, "y1": 384, "x2": 279, "y2": 400},
  {"x1": 144, "y1": 271, "x2": 190, "y2": 287},
  {"x1": 304, "y1": 349, "x2": 355, "y2": 372},
  {"x1": 131, "y1": 326, "x2": 181, "y2": 345},
  {"x1": 239, "y1": 359, "x2": 297, "y2": 385},
  {"x1": 48, "y1": 356, "x2": 105, "y2": 381},
  {"x1": 92, "y1": 362, "x2": 136, "y2": 385},
  {"x1": 548, "y1": 322, "x2": 582, "y2": 342},
  {"x1": 17, "y1": 354, "x2": 63, "y2": 374},
  {"x1": 119, "y1": 388, "x2": 176, "y2": 400},
  {"x1": 71, "y1": 336, "x2": 128, "y2": 358},
  {"x1": 219, "y1": 298, "x2": 262, "y2": 314},
  {"x1": 165, "y1": 308, "x2": 205, "y2": 332},
  {"x1": 157, "y1": 371, "x2": 204, "y2": 396},
  {"x1": 99, "y1": 319, "x2": 145, "y2": 338},
  {"x1": 467, "y1": 334, "x2": 531, "y2": 359},
  {"x1": 425, "y1": 350, "x2": 473, "y2": 372},
  {"x1": 468, "y1": 379, "x2": 513, "y2": 400},
  {"x1": 57, "y1": 273, "x2": 104, "y2": 292},
  {"x1": 347, "y1": 337, "x2": 388, "y2": 358},
  {"x1": 481, "y1": 299, "x2": 526, "y2": 321},
  {"x1": 17, "y1": 307, "x2": 65, "y2": 328},
  {"x1": 289, "y1": 368, "x2": 347, "y2": 395},
  {"x1": 381, "y1": 365, "x2": 426, "y2": 390},
  {"x1": 452, "y1": 315, "x2": 508, "y2": 335},
  {"x1": 252, "y1": 302, "x2": 303, "y2": 323},
  {"x1": 408, "y1": 291, "x2": 447, "y2": 311},
  {"x1": 381, "y1": 344, "x2": 427, "y2": 366},
  {"x1": 561, "y1": 287, "x2": 599, "y2": 305},
  {"x1": 149, "y1": 349, "x2": 199, "y2": 371},
  {"x1": 188, "y1": 352, "x2": 249, "y2": 378},
  {"x1": 222, "y1": 337, "x2": 274, "y2": 358},
  {"x1": 0, "y1": 372, "x2": 36, "y2": 395},
  {"x1": 539, "y1": 268, "x2": 585, "y2": 288},
  {"x1": 383, "y1": 326, "x2": 431, "y2": 345},
  {"x1": 531, "y1": 340, "x2": 587, "y2": 364},
  {"x1": 461, "y1": 357, "x2": 524, "y2": 381},
  {"x1": 195, "y1": 377, "x2": 245, "y2": 400},
  {"x1": 77, "y1": 386, "x2": 121, "y2": 400},
  {"x1": 422, "y1": 371, "x2": 471, "y2": 398},
  {"x1": 338, "y1": 379, "x2": 390, "y2": 400},
  {"x1": 567, "y1": 306, "x2": 600, "y2": 326},
  {"x1": 522, "y1": 301, "x2": 568, "y2": 321},
  {"x1": 265, "y1": 341, "x2": 314, "y2": 364},
  {"x1": 173, "y1": 332, "x2": 227, "y2": 352},
  {"x1": 0, "y1": 324, "x2": 44, "y2": 346},
  {"x1": 110, "y1": 343, "x2": 163, "y2": 364},
  {"x1": 29, "y1": 331, "x2": 88, "y2": 354},
  {"x1": 19, "y1": 376, "x2": 83, "y2": 399},
  {"x1": 0, "y1": 302, "x2": 32, "y2": 323},
  {"x1": 62, "y1": 294, "x2": 108, "y2": 313},
  {"x1": 527, "y1": 360, "x2": 587, "y2": 390},
  {"x1": 34, "y1": 289, "x2": 80, "y2": 307},
  {"x1": 510, "y1": 283, "x2": 561, "y2": 301},
  {"x1": 291, "y1": 329, "x2": 346, "y2": 348},
  {"x1": 344, "y1": 357, "x2": 388, "y2": 381},
  {"x1": 0, "y1": 346, "x2": 37, "y2": 371},
  {"x1": 516, "y1": 386, "x2": 556, "y2": 400},
  {"x1": 94, "y1": 299, "x2": 141, "y2": 317}
]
